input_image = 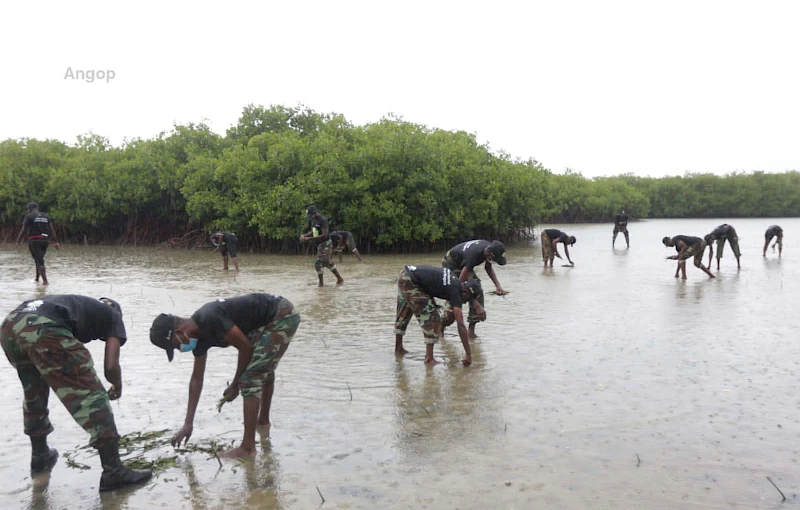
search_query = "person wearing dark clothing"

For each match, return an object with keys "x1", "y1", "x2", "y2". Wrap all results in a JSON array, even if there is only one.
[
  {"x1": 612, "y1": 209, "x2": 630, "y2": 248},
  {"x1": 300, "y1": 205, "x2": 344, "y2": 286},
  {"x1": 210, "y1": 232, "x2": 240, "y2": 272},
  {"x1": 394, "y1": 265, "x2": 484, "y2": 366},
  {"x1": 330, "y1": 231, "x2": 365, "y2": 263},
  {"x1": 662, "y1": 235, "x2": 715, "y2": 279},
  {"x1": 541, "y1": 228, "x2": 576, "y2": 267},
  {"x1": 1, "y1": 295, "x2": 152, "y2": 491},
  {"x1": 441, "y1": 240, "x2": 507, "y2": 337},
  {"x1": 15, "y1": 203, "x2": 60, "y2": 285},
  {"x1": 150, "y1": 293, "x2": 301, "y2": 459},
  {"x1": 704, "y1": 224, "x2": 741, "y2": 270},
  {"x1": 763, "y1": 225, "x2": 784, "y2": 257}
]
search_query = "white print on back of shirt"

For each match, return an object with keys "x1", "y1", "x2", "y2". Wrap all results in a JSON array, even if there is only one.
[
  {"x1": 442, "y1": 268, "x2": 451, "y2": 285},
  {"x1": 461, "y1": 240, "x2": 480, "y2": 251},
  {"x1": 22, "y1": 300, "x2": 44, "y2": 312}
]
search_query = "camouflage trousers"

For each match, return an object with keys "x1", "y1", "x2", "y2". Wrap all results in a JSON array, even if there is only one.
[
  {"x1": 613, "y1": 225, "x2": 629, "y2": 242},
  {"x1": 314, "y1": 240, "x2": 337, "y2": 275},
  {"x1": 716, "y1": 230, "x2": 741, "y2": 260},
  {"x1": 0, "y1": 312, "x2": 120, "y2": 447},
  {"x1": 441, "y1": 256, "x2": 485, "y2": 325},
  {"x1": 333, "y1": 232, "x2": 357, "y2": 253},
  {"x1": 238, "y1": 299, "x2": 300, "y2": 400},
  {"x1": 541, "y1": 231, "x2": 554, "y2": 260},
  {"x1": 394, "y1": 270, "x2": 441, "y2": 344},
  {"x1": 678, "y1": 240, "x2": 707, "y2": 268}
]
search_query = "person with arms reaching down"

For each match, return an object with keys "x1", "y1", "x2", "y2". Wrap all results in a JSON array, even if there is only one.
[
  {"x1": 210, "y1": 232, "x2": 240, "y2": 272},
  {"x1": 300, "y1": 205, "x2": 344, "y2": 286},
  {"x1": 441, "y1": 239, "x2": 508, "y2": 338},
  {"x1": 15, "y1": 202, "x2": 60, "y2": 285},
  {"x1": 394, "y1": 265, "x2": 485, "y2": 366},
  {"x1": 330, "y1": 230, "x2": 365, "y2": 263},
  {"x1": 662, "y1": 235, "x2": 715, "y2": 279},
  {"x1": 612, "y1": 208, "x2": 630, "y2": 248},
  {"x1": 150, "y1": 293, "x2": 301, "y2": 459},
  {"x1": 541, "y1": 228, "x2": 576, "y2": 268},
  {"x1": 704, "y1": 224, "x2": 741, "y2": 270},
  {"x1": 763, "y1": 225, "x2": 783, "y2": 257},
  {"x1": 0, "y1": 295, "x2": 152, "y2": 491}
]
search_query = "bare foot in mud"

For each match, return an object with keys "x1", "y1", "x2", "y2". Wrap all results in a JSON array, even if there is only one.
[
  {"x1": 424, "y1": 358, "x2": 440, "y2": 366},
  {"x1": 395, "y1": 348, "x2": 408, "y2": 356},
  {"x1": 221, "y1": 446, "x2": 256, "y2": 459}
]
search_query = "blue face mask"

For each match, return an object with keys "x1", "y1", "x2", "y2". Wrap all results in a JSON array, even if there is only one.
[{"x1": 180, "y1": 338, "x2": 199, "y2": 352}]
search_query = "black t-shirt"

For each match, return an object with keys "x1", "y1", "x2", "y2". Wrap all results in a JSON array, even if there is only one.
[
  {"x1": 221, "y1": 232, "x2": 236, "y2": 245},
  {"x1": 445, "y1": 240, "x2": 490, "y2": 270},
  {"x1": 672, "y1": 235, "x2": 702, "y2": 249},
  {"x1": 330, "y1": 231, "x2": 348, "y2": 246},
  {"x1": 615, "y1": 214, "x2": 629, "y2": 226},
  {"x1": 190, "y1": 293, "x2": 284, "y2": 357},
  {"x1": 544, "y1": 229, "x2": 569, "y2": 243},
  {"x1": 710, "y1": 224, "x2": 731, "y2": 238},
  {"x1": 13, "y1": 295, "x2": 127, "y2": 345},
  {"x1": 405, "y1": 265, "x2": 465, "y2": 308},
  {"x1": 310, "y1": 214, "x2": 330, "y2": 246},
  {"x1": 23, "y1": 212, "x2": 53, "y2": 238},
  {"x1": 765, "y1": 225, "x2": 783, "y2": 238}
]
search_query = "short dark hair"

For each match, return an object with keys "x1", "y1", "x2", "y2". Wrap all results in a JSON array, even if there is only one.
[
  {"x1": 27, "y1": 202, "x2": 38, "y2": 211},
  {"x1": 662, "y1": 236, "x2": 671, "y2": 245}
]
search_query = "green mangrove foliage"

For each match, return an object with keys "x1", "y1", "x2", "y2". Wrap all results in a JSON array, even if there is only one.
[{"x1": 1, "y1": 104, "x2": 797, "y2": 252}]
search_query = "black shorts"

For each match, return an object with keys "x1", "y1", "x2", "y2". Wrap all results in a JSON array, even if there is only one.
[
  {"x1": 28, "y1": 239, "x2": 49, "y2": 266},
  {"x1": 221, "y1": 241, "x2": 237, "y2": 258}
]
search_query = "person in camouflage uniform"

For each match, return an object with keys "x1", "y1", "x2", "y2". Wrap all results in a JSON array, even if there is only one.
[
  {"x1": 0, "y1": 295, "x2": 152, "y2": 491},
  {"x1": 300, "y1": 205, "x2": 344, "y2": 286},
  {"x1": 394, "y1": 265, "x2": 484, "y2": 366},
  {"x1": 150, "y1": 293, "x2": 301, "y2": 459}
]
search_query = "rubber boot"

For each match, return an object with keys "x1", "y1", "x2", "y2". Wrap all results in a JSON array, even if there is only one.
[
  {"x1": 98, "y1": 441, "x2": 152, "y2": 492},
  {"x1": 31, "y1": 436, "x2": 59, "y2": 473}
]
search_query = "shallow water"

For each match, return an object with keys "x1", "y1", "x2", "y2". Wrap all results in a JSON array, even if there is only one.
[{"x1": 0, "y1": 218, "x2": 798, "y2": 510}]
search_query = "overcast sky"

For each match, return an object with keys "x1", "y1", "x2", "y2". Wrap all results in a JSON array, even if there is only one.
[{"x1": 2, "y1": 1, "x2": 798, "y2": 178}]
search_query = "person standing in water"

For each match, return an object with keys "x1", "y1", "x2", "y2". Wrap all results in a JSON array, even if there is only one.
[
  {"x1": 1, "y1": 295, "x2": 152, "y2": 491},
  {"x1": 704, "y1": 224, "x2": 741, "y2": 270},
  {"x1": 330, "y1": 230, "x2": 365, "y2": 263},
  {"x1": 300, "y1": 205, "x2": 344, "y2": 286},
  {"x1": 662, "y1": 235, "x2": 715, "y2": 279},
  {"x1": 541, "y1": 228, "x2": 576, "y2": 268},
  {"x1": 150, "y1": 293, "x2": 301, "y2": 459},
  {"x1": 210, "y1": 232, "x2": 240, "y2": 272},
  {"x1": 763, "y1": 225, "x2": 783, "y2": 257},
  {"x1": 15, "y1": 202, "x2": 60, "y2": 285},
  {"x1": 612, "y1": 208, "x2": 630, "y2": 248}
]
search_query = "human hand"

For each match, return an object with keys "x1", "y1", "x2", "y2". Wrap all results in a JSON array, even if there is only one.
[
  {"x1": 461, "y1": 354, "x2": 472, "y2": 367},
  {"x1": 223, "y1": 382, "x2": 239, "y2": 403},
  {"x1": 107, "y1": 384, "x2": 122, "y2": 400},
  {"x1": 54, "y1": 242, "x2": 60, "y2": 250},
  {"x1": 171, "y1": 423, "x2": 193, "y2": 447},
  {"x1": 494, "y1": 288, "x2": 509, "y2": 296},
  {"x1": 15, "y1": 242, "x2": 20, "y2": 249}
]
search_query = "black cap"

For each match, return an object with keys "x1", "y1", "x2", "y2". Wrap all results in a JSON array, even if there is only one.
[
  {"x1": 465, "y1": 279, "x2": 483, "y2": 301},
  {"x1": 306, "y1": 205, "x2": 318, "y2": 215},
  {"x1": 150, "y1": 314, "x2": 175, "y2": 362},
  {"x1": 488, "y1": 241, "x2": 507, "y2": 265},
  {"x1": 27, "y1": 202, "x2": 38, "y2": 210},
  {"x1": 662, "y1": 236, "x2": 671, "y2": 245},
  {"x1": 99, "y1": 297, "x2": 122, "y2": 315},
  {"x1": 569, "y1": 236, "x2": 577, "y2": 245}
]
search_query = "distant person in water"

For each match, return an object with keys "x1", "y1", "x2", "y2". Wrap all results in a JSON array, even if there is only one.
[
  {"x1": 15, "y1": 202, "x2": 60, "y2": 285},
  {"x1": 704, "y1": 224, "x2": 740, "y2": 270},
  {"x1": 763, "y1": 225, "x2": 783, "y2": 257},
  {"x1": 150, "y1": 293, "x2": 301, "y2": 459},
  {"x1": 300, "y1": 205, "x2": 344, "y2": 286},
  {"x1": 210, "y1": 232, "x2": 240, "y2": 272},
  {"x1": 330, "y1": 231, "x2": 365, "y2": 263},
  {"x1": 541, "y1": 229, "x2": 576, "y2": 267},
  {"x1": 612, "y1": 208, "x2": 630, "y2": 248},
  {"x1": 394, "y1": 265, "x2": 484, "y2": 366},
  {"x1": 662, "y1": 235, "x2": 715, "y2": 279}
]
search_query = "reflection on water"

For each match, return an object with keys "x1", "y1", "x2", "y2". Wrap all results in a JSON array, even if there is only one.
[{"x1": 1, "y1": 218, "x2": 799, "y2": 509}]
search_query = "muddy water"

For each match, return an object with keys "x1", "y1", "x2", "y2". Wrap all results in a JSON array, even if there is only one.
[{"x1": 0, "y1": 218, "x2": 798, "y2": 510}]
